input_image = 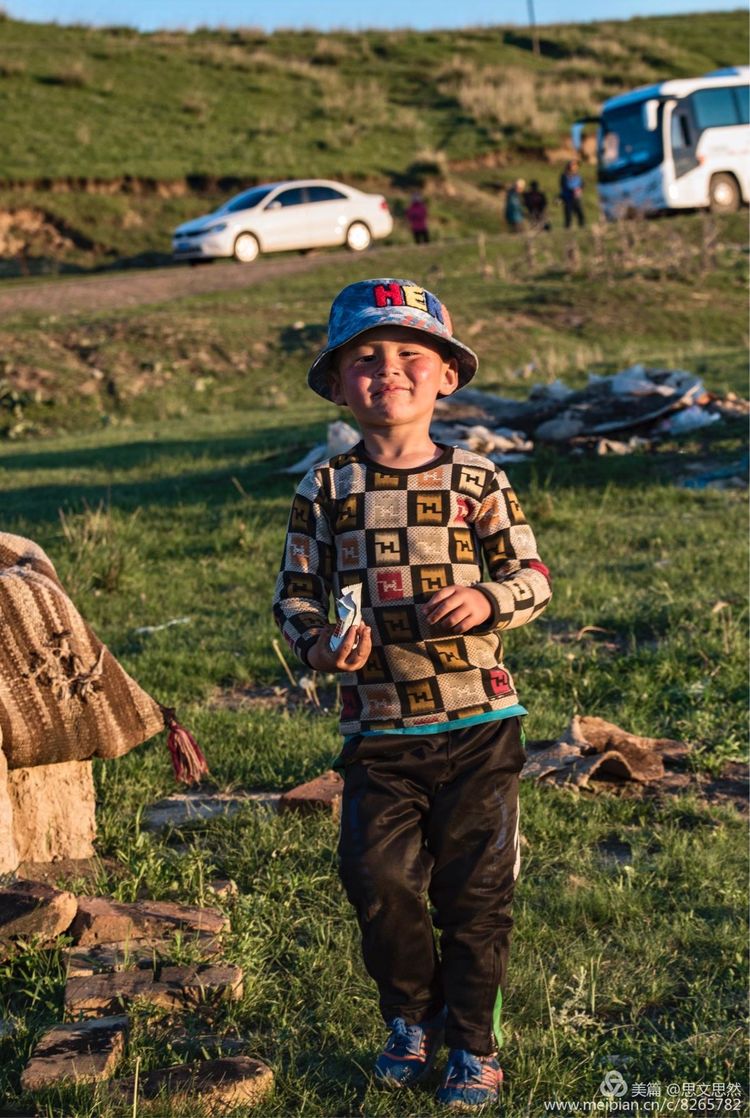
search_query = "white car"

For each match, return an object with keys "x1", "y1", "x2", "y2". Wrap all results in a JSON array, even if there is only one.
[{"x1": 172, "y1": 178, "x2": 393, "y2": 263}]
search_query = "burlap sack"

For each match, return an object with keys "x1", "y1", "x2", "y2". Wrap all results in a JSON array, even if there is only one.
[{"x1": 0, "y1": 532, "x2": 166, "y2": 769}]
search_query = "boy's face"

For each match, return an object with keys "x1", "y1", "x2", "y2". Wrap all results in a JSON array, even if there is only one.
[{"x1": 330, "y1": 326, "x2": 459, "y2": 433}]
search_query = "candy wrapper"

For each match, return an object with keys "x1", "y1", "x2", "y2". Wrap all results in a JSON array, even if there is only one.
[{"x1": 329, "y1": 584, "x2": 363, "y2": 652}]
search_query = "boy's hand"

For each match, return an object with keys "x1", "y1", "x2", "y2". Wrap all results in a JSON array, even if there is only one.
[
  {"x1": 307, "y1": 622, "x2": 372, "y2": 673},
  {"x1": 425, "y1": 586, "x2": 492, "y2": 634}
]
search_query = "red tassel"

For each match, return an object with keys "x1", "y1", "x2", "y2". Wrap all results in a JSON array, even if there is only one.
[{"x1": 165, "y1": 714, "x2": 209, "y2": 785}]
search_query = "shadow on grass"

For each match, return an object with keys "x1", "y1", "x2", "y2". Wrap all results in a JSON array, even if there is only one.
[{"x1": 4, "y1": 416, "x2": 746, "y2": 530}]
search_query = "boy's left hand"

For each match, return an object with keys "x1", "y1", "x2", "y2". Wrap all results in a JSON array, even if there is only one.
[{"x1": 424, "y1": 585, "x2": 492, "y2": 634}]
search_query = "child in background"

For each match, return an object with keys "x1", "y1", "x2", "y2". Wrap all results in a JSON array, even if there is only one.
[
  {"x1": 273, "y1": 278, "x2": 551, "y2": 1108},
  {"x1": 406, "y1": 193, "x2": 430, "y2": 243}
]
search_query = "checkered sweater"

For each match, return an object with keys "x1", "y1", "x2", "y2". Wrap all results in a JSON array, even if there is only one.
[{"x1": 273, "y1": 442, "x2": 551, "y2": 736}]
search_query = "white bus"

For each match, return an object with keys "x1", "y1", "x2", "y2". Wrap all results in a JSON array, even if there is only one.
[{"x1": 575, "y1": 67, "x2": 749, "y2": 219}]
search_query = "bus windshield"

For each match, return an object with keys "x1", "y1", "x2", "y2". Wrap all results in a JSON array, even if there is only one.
[{"x1": 598, "y1": 101, "x2": 664, "y2": 183}]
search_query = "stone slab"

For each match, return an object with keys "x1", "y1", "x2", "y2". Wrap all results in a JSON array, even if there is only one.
[
  {"x1": 65, "y1": 963, "x2": 243, "y2": 1016},
  {"x1": 278, "y1": 770, "x2": 343, "y2": 818},
  {"x1": 110, "y1": 1055, "x2": 274, "y2": 1108},
  {"x1": 70, "y1": 896, "x2": 229, "y2": 946},
  {"x1": 143, "y1": 791, "x2": 279, "y2": 831},
  {"x1": 0, "y1": 880, "x2": 77, "y2": 943},
  {"x1": 65, "y1": 970, "x2": 156, "y2": 1015},
  {"x1": 20, "y1": 1015, "x2": 128, "y2": 1091},
  {"x1": 64, "y1": 934, "x2": 222, "y2": 977},
  {"x1": 157, "y1": 964, "x2": 244, "y2": 1009}
]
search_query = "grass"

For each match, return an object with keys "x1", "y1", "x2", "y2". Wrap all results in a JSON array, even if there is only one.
[
  {"x1": 0, "y1": 217, "x2": 747, "y2": 1113},
  {"x1": 0, "y1": 10, "x2": 746, "y2": 272}
]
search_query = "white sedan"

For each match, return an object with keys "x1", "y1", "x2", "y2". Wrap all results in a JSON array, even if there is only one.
[{"x1": 172, "y1": 179, "x2": 393, "y2": 263}]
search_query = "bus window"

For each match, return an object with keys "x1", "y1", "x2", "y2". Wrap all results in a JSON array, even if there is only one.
[
  {"x1": 691, "y1": 87, "x2": 740, "y2": 129},
  {"x1": 671, "y1": 113, "x2": 692, "y2": 150},
  {"x1": 598, "y1": 101, "x2": 664, "y2": 183},
  {"x1": 733, "y1": 85, "x2": 749, "y2": 125}
]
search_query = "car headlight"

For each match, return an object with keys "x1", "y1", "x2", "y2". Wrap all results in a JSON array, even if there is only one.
[{"x1": 202, "y1": 223, "x2": 227, "y2": 235}]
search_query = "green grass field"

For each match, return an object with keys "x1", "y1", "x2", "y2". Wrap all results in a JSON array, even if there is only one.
[{"x1": 0, "y1": 214, "x2": 747, "y2": 1114}]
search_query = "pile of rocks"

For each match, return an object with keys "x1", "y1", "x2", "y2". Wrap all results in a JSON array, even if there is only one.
[{"x1": 1, "y1": 884, "x2": 274, "y2": 1108}]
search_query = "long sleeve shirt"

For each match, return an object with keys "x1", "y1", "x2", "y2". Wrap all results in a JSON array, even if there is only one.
[{"x1": 273, "y1": 442, "x2": 551, "y2": 737}]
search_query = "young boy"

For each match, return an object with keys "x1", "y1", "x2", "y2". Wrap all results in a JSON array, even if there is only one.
[{"x1": 273, "y1": 278, "x2": 551, "y2": 1108}]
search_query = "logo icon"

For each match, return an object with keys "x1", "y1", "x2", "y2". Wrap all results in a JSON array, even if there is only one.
[{"x1": 599, "y1": 1070, "x2": 628, "y2": 1099}]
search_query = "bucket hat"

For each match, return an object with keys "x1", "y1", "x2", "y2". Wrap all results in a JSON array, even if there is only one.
[{"x1": 308, "y1": 278, "x2": 478, "y2": 400}]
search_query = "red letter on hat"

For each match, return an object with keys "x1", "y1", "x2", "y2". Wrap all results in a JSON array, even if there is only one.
[{"x1": 373, "y1": 283, "x2": 405, "y2": 308}]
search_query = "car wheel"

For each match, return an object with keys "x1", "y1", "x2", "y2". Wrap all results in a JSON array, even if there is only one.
[
  {"x1": 346, "y1": 222, "x2": 371, "y2": 252},
  {"x1": 234, "y1": 233, "x2": 260, "y2": 263},
  {"x1": 708, "y1": 173, "x2": 740, "y2": 214}
]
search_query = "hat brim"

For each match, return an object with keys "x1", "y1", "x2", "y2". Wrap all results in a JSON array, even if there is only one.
[{"x1": 308, "y1": 326, "x2": 478, "y2": 401}]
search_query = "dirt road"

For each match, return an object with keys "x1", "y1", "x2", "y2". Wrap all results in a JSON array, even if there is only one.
[{"x1": 0, "y1": 253, "x2": 344, "y2": 319}]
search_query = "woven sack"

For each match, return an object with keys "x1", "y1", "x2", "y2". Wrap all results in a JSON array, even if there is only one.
[{"x1": 0, "y1": 532, "x2": 189, "y2": 772}]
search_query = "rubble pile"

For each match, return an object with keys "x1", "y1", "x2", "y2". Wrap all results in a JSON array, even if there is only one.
[
  {"x1": 435, "y1": 364, "x2": 748, "y2": 461},
  {"x1": 285, "y1": 365, "x2": 749, "y2": 471},
  {"x1": 1, "y1": 885, "x2": 274, "y2": 1108}
]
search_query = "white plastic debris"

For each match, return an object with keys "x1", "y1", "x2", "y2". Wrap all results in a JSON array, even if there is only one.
[
  {"x1": 659, "y1": 406, "x2": 721, "y2": 435},
  {"x1": 284, "y1": 421, "x2": 360, "y2": 473},
  {"x1": 134, "y1": 617, "x2": 191, "y2": 636}
]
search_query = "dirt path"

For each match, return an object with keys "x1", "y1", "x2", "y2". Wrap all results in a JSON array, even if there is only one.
[{"x1": 0, "y1": 253, "x2": 344, "y2": 318}]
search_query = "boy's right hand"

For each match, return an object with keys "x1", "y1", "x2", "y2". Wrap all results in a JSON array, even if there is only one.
[{"x1": 307, "y1": 622, "x2": 372, "y2": 673}]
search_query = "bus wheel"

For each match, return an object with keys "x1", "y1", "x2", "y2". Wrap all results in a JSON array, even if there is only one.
[{"x1": 709, "y1": 173, "x2": 740, "y2": 214}]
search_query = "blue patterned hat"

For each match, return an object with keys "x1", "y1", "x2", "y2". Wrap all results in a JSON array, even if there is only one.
[{"x1": 308, "y1": 278, "x2": 478, "y2": 400}]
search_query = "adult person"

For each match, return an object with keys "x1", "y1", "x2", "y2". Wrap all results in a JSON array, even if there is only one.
[
  {"x1": 523, "y1": 180, "x2": 550, "y2": 230},
  {"x1": 504, "y1": 179, "x2": 526, "y2": 233},
  {"x1": 559, "y1": 160, "x2": 585, "y2": 228}
]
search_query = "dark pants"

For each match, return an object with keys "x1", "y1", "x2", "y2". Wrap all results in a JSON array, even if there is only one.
[
  {"x1": 563, "y1": 198, "x2": 585, "y2": 228},
  {"x1": 412, "y1": 228, "x2": 430, "y2": 244},
  {"x1": 337, "y1": 717, "x2": 525, "y2": 1055}
]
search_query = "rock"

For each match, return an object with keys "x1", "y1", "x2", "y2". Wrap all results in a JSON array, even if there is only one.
[
  {"x1": 65, "y1": 970, "x2": 156, "y2": 1015},
  {"x1": 157, "y1": 963, "x2": 244, "y2": 1009},
  {"x1": 64, "y1": 942, "x2": 169, "y2": 978},
  {"x1": 65, "y1": 963, "x2": 243, "y2": 1016},
  {"x1": 69, "y1": 897, "x2": 139, "y2": 946},
  {"x1": 6, "y1": 760, "x2": 96, "y2": 868},
  {"x1": 143, "y1": 790, "x2": 279, "y2": 831},
  {"x1": 20, "y1": 1015, "x2": 128, "y2": 1090},
  {"x1": 70, "y1": 896, "x2": 229, "y2": 946},
  {"x1": 0, "y1": 880, "x2": 77, "y2": 942},
  {"x1": 278, "y1": 770, "x2": 343, "y2": 818},
  {"x1": 110, "y1": 1055, "x2": 274, "y2": 1108},
  {"x1": 207, "y1": 878, "x2": 239, "y2": 900},
  {"x1": 64, "y1": 934, "x2": 221, "y2": 977},
  {"x1": 0, "y1": 744, "x2": 19, "y2": 875}
]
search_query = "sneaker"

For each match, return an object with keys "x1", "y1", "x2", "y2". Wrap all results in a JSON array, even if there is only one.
[
  {"x1": 436, "y1": 1048, "x2": 503, "y2": 1109},
  {"x1": 374, "y1": 1010, "x2": 446, "y2": 1088}
]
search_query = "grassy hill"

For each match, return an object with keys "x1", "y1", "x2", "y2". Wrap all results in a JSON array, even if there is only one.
[
  {"x1": 0, "y1": 10, "x2": 747, "y2": 181},
  {"x1": 0, "y1": 10, "x2": 746, "y2": 272}
]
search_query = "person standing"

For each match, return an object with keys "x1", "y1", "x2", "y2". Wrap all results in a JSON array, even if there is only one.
[
  {"x1": 273, "y1": 278, "x2": 552, "y2": 1109},
  {"x1": 523, "y1": 180, "x2": 550, "y2": 230},
  {"x1": 504, "y1": 179, "x2": 526, "y2": 232},
  {"x1": 559, "y1": 160, "x2": 585, "y2": 228},
  {"x1": 406, "y1": 193, "x2": 430, "y2": 244}
]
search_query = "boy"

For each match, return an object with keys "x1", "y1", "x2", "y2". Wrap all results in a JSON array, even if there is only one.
[{"x1": 273, "y1": 278, "x2": 551, "y2": 1108}]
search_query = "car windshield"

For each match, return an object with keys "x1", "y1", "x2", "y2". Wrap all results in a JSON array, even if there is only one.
[
  {"x1": 598, "y1": 102, "x2": 664, "y2": 183},
  {"x1": 218, "y1": 185, "x2": 276, "y2": 214}
]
